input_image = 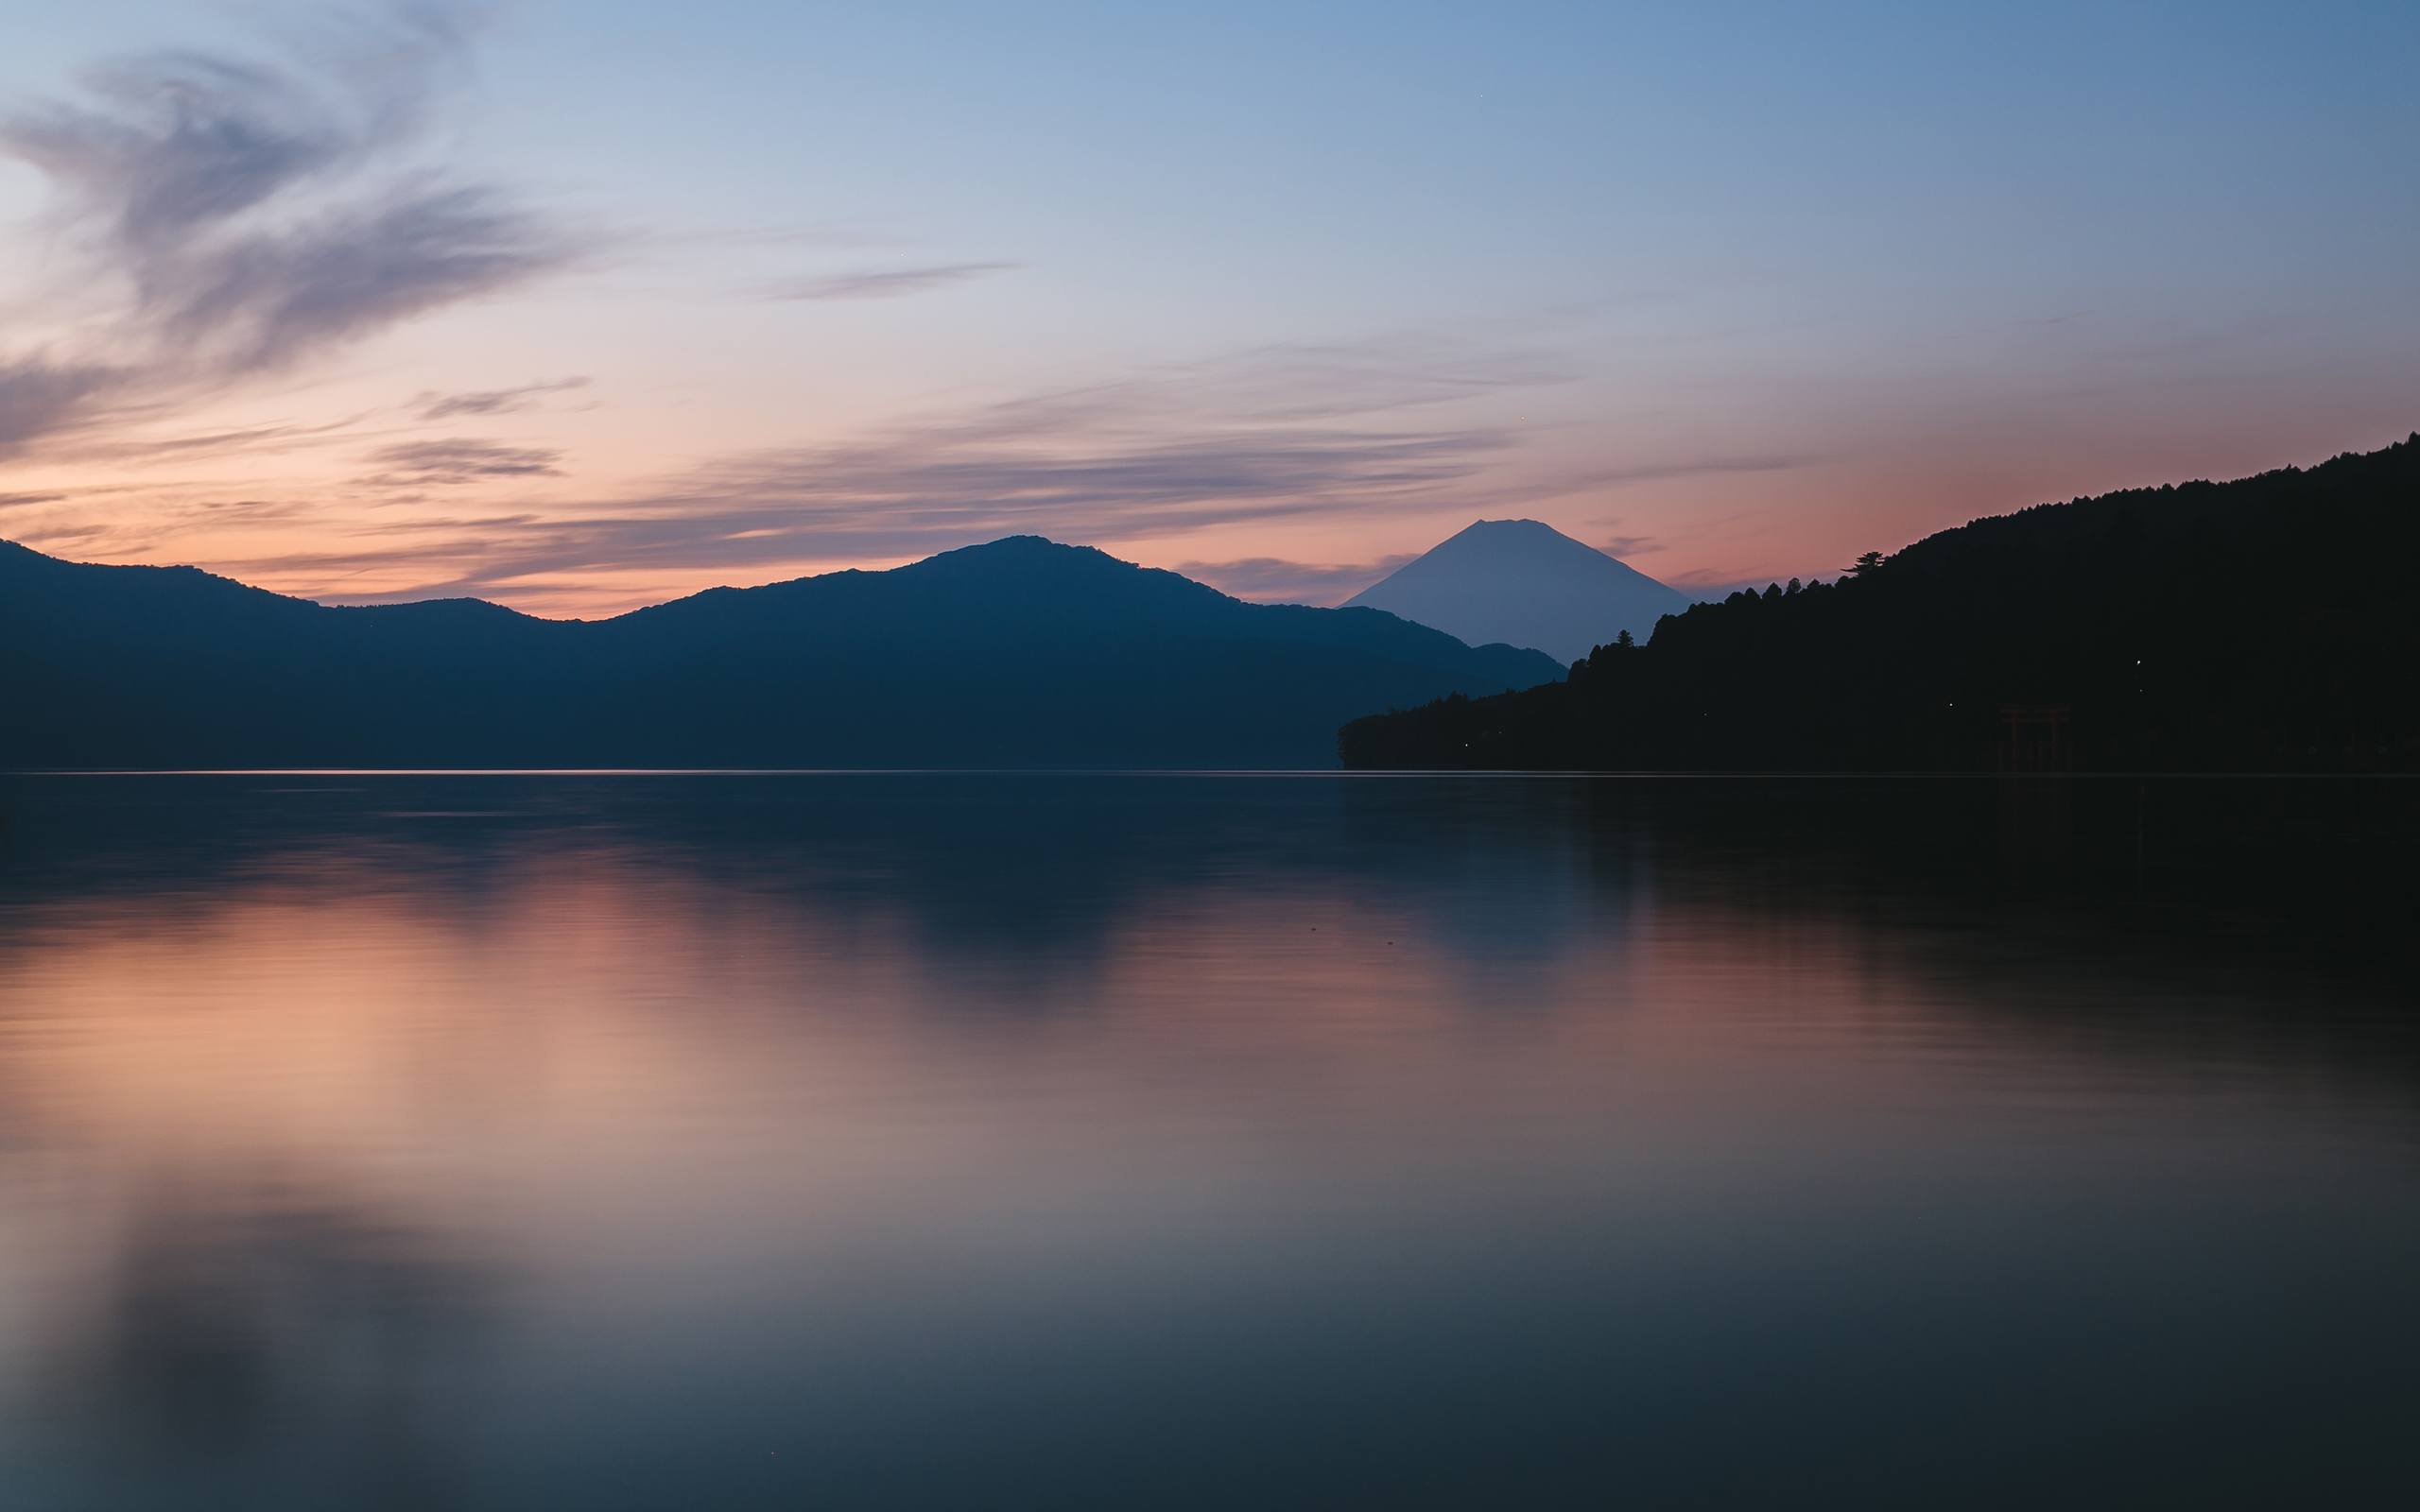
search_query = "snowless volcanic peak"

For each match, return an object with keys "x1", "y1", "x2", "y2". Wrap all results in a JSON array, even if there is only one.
[{"x1": 1344, "y1": 519, "x2": 1691, "y2": 663}]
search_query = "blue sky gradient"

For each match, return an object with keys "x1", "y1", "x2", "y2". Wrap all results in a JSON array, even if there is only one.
[{"x1": 1, "y1": 0, "x2": 2413, "y2": 611}]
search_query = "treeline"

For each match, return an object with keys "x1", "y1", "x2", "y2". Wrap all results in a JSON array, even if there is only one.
[{"x1": 1340, "y1": 434, "x2": 2420, "y2": 771}]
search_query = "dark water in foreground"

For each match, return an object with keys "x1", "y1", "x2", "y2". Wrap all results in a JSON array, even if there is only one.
[{"x1": 0, "y1": 774, "x2": 2413, "y2": 1509}]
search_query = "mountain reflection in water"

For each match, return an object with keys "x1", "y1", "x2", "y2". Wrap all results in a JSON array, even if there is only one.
[{"x1": 0, "y1": 774, "x2": 2413, "y2": 1510}]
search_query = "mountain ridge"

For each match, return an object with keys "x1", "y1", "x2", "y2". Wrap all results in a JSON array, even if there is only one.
[{"x1": 0, "y1": 534, "x2": 1561, "y2": 769}]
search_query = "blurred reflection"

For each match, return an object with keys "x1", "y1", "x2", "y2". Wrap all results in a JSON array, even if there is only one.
[
  {"x1": 0, "y1": 774, "x2": 2411, "y2": 1508},
  {"x1": 32, "y1": 1176, "x2": 492, "y2": 1509}
]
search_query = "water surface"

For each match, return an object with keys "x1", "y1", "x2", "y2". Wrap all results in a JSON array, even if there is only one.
[{"x1": 0, "y1": 774, "x2": 2413, "y2": 1508}]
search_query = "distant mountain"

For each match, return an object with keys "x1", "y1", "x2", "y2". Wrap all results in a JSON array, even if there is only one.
[
  {"x1": 0, "y1": 536, "x2": 1561, "y2": 769},
  {"x1": 1341, "y1": 435, "x2": 2420, "y2": 772},
  {"x1": 1342, "y1": 519, "x2": 1693, "y2": 663}
]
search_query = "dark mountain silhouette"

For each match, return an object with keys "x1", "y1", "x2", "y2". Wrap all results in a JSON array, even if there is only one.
[
  {"x1": 1340, "y1": 435, "x2": 2420, "y2": 772},
  {"x1": 1342, "y1": 519, "x2": 1692, "y2": 662},
  {"x1": 0, "y1": 536, "x2": 1560, "y2": 769}
]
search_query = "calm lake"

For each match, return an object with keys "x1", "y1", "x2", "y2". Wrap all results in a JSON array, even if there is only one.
[{"x1": 0, "y1": 773, "x2": 2413, "y2": 1508}]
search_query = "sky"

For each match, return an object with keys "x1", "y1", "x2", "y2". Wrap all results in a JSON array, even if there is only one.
[{"x1": 0, "y1": 0, "x2": 2414, "y2": 617}]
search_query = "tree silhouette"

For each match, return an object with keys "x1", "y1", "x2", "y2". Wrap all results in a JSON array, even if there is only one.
[{"x1": 1339, "y1": 435, "x2": 2420, "y2": 773}]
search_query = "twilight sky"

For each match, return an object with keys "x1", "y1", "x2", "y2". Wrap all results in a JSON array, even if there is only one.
[{"x1": 2, "y1": 0, "x2": 2414, "y2": 616}]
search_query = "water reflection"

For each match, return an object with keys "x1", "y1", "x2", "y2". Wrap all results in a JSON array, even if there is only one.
[
  {"x1": 33, "y1": 1177, "x2": 492, "y2": 1508},
  {"x1": 0, "y1": 775, "x2": 2413, "y2": 1508}
]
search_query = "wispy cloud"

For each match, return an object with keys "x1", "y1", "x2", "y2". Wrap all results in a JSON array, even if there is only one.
[
  {"x1": 53, "y1": 412, "x2": 376, "y2": 466},
  {"x1": 1577, "y1": 455, "x2": 1810, "y2": 490},
  {"x1": 151, "y1": 185, "x2": 573, "y2": 375},
  {"x1": 362, "y1": 438, "x2": 565, "y2": 487},
  {"x1": 411, "y1": 376, "x2": 589, "y2": 421},
  {"x1": 0, "y1": 357, "x2": 128, "y2": 458},
  {"x1": 761, "y1": 262, "x2": 1021, "y2": 301},
  {"x1": 211, "y1": 335, "x2": 1563, "y2": 603},
  {"x1": 0, "y1": 2, "x2": 579, "y2": 455},
  {"x1": 294, "y1": 422, "x2": 1500, "y2": 595},
  {"x1": 0, "y1": 491, "x2": 68, "y2": 510}
]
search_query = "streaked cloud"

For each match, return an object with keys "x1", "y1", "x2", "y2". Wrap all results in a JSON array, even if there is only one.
[
  {"x1": 151, "y1": 186, "x2": 573, "y2": 375},
  {"x1": 411, "y1": 377, "x2": 590, "y2": 421},
  {"x1": 0, "y1": 357, "x2": 129, "y2": 459},
  {"x1": 272, "y1": 423, "x2": 1502, "y2": 599},
  {"x1": 1574, "y1": 455, "x2": 1812, "y2": 490},
  {"x1": 54, "y1": 413, "x2": 375, "y2": 466},
  {"x1": 362, "y1": 438, "x2": 566, "y2": 487},
  {"x1": 762, "y1": 262, "x2": 1021, "y2": 301},
  {"x1": 0, "y1": 2, "x2": 579, "y2": 454},
  {"x1": 208, "y1": 336, "x2": 1564, "y2": 602}
]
